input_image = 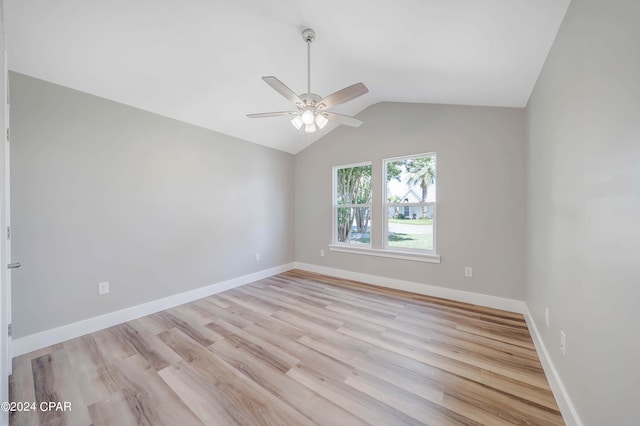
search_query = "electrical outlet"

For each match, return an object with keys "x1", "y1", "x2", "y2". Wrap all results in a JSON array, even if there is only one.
[
  {"x1": 98, "y1": 281, "x2": 110, "y2": 296},
  {"x1": 464, "y1": 267, "x2": 473, "y2": 278},
  {"x1": 320, "y1": 249, "x2": 325, "y2": 257},
  {"x1": 560, "y1": 331, "x2": 566, "y2": 356},
  {"x1": 255, "y1": 253, "x2": 261, "y2": 262},
  {"x1": 545, "y1": 307, "x2": 550, "y2": 328}
]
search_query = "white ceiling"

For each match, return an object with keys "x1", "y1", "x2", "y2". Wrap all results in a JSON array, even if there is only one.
[{"x1": 5, "y1": 0, "x2": 570, "y2": 154}]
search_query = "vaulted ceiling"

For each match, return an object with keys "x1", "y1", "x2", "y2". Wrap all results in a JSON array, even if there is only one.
[{"x1": 5, "y1": 0, "x2": 570, "y2": 154}]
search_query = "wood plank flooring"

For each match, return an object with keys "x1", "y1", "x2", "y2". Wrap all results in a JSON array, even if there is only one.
[{"x1": 9, "y1": 270, "x2": 564, "y2": 425}]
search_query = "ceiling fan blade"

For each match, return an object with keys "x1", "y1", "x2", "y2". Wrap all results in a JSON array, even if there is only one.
[
  {"x1": 318, "y1": 83, "x2": 369, "y2": 109},
  {"x1": 247, "y1": 111, "x2": 299, "y2": 118},
  {"x1": 262, "y1": 76, "x2": 303, "y2": 106},
  {"x1": 322, "y1": 112, "x2": 363, "y2": 127}
]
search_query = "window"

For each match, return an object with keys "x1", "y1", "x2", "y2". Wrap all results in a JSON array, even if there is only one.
[
  {"x1": 384, "y1": 154, "x2": 436, "y2": 254},
  {"x1": 333, "y1": 163, "x2": 372, "y2": 246},
  {"x1": 330, "y1": 155, "x2": 438, "y2": 263}
]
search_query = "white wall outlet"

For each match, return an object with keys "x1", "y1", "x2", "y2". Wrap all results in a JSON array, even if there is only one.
[
  {"x1": 560, "y1": 331, "x2": 566, "y2": 356},
  {"x1": 464, "y1": 267, "x2": 473, "y2": 278},
  {"x1": 320, "y1": 249, "x2": 325, "y2": 257},
  {"x1": 255, "y1": 253, "x2": 261, "y2": 262},
  {"x1": 98, "y1": 281, "x2": 110, "y2": 296},
  {"x1": 545, "y1": 307, "x2": 550, "y2": 328}
]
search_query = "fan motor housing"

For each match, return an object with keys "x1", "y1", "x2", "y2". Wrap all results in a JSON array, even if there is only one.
[{"x1": 300, "y1": 93, "x2": 321, "y2": 105}]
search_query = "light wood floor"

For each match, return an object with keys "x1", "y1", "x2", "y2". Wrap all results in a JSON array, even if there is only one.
[{"x1": 10, "y1": 270, "x2": 564, "y2": 425}]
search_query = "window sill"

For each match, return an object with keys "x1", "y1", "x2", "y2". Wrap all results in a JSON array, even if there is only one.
[{"x1": 328, "y1": 245, "x2": 441, "y2": 263}]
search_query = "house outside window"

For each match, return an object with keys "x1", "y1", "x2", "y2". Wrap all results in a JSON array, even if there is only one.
[{"x1": 333, "y1": 163, "x2": 372, "y2": 246}]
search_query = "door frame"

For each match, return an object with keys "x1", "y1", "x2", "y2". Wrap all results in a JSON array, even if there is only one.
[{"x1": 0, "y1": 2, "x2": 10, "y2": 422}]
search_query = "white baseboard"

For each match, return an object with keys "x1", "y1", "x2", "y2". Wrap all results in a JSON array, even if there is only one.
[
  {"x1": 12, "y1": 263, "x2": 296, "y2": 357},
  {"x1": 294, "y1": 262, "x2": 526, "y2": 313},
  {"x1": 523, "y1": 307, "x2": 583, "y2": 426}
]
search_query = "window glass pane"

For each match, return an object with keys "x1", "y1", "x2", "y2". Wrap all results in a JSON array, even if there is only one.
[
  {"x1": 337, "y1": 165, "x2": 372, "y2": 205},
  {"x1": 386, "y1": 156, "x2": 436, "y2": 205},
  {"x1": 387, "y1": 207, "x2": 433, "y2": 250},
  {"x1": 337, "y1": 207, "x2": 371, "y2": 244}
]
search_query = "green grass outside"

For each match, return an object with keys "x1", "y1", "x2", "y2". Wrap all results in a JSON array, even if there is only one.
[
  {"x1": 387, "y1": 232, "x2": 433, "y2": 250},
  {"x1": 347, "y1": 218, "x2": 433, "y2": 248},
  {"x1": 351, "y1": 233, "x2": 433, "y2": 249},
  {"x1": 388, "y1": 218, "x2": 433, "y2": 225}
]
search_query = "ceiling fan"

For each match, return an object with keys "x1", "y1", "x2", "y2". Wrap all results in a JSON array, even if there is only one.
[{"x1": 247, "y1": 28, "x2": 369, "y2": 133}]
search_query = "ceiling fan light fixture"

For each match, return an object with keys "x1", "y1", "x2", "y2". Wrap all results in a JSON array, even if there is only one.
[
  {"x1": 305, "y1": 122, "x2": 317, "y2": 133},
  {"x1": 291, "y1": 115, "x2": 303, "y2": 130},
  {"x1": 315, "y1": 113, "x2": 328, "y2": 129},
  {"x1": 301, "y1": 109, "x2": 315, "y2": 125}
]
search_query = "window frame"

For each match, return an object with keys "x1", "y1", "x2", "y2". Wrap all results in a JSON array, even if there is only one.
[
  {"x1": 383, "y1": 153, "x2": 437, "y2": 256},
  {"x1": 332, "y1": 161, "x2": 373, "y2": 248},
  {"x1": 329, "y1": 156, "x2": 440, "y2": 264}
]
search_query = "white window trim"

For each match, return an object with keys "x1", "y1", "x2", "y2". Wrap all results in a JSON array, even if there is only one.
[
  {"x1": 383, "y1": 153, "x2": 438, "y2": 256},
  {"x1": 332, "y1": 162, "x2": 373, "y2": 248},
  {"x1": 328, "y1": 244, "x2": 441, "y2": 263},
  {"x1": 330, "y1": 155, "x2": 439, "y2": 262}
]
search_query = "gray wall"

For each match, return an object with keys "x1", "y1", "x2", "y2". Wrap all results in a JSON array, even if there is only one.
[
  {"x1": 10, "y1": 72, "x2": 294, "y2": 338},
  {"x1": 525, "y1": 0, "x2": 640, "y2": 424},
  {"x1": 295, "y1": 102, "x2": 526, "y2": 300}
]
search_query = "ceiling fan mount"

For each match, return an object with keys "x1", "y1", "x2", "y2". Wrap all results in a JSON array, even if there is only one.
[
  {"x1": 301, "y1": 28, "x2": 316, "y2": 44},
  {"x1": 247, "y1": 28, "x2": 369, "y2": 134}
]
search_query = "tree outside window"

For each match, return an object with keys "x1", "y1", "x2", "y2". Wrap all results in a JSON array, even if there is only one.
[{"x1": 334, "y1": 163, "x2": 372, "y2": 245}]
